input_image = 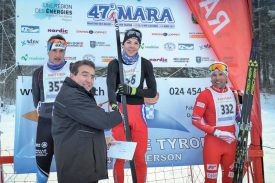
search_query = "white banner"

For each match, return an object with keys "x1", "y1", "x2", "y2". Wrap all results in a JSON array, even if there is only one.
[
  {"x1": 94, "y1": 77, "x2": 211, "y2": 166},
  {"x1": 14, "y1": 76, "x2": 211, "y2": 172},
  {"x1": 14, "y1": 76, "x2": 56, "y2": 173},
  {"x1": 16, "y1": 0, "x2": 217, "y2": 66}
]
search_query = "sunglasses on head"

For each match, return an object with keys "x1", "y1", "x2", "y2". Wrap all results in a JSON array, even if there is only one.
[
  {"x1": 126, "y1": 30, "x2": 142, "y2": 39},
  {"x1": 209, "y1": 63, "x2": 228, "y2": 72}
]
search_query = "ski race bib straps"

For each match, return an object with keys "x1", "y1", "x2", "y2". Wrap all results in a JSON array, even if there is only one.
[
  {"x1": 43, "y1": 62, "x2": 70, "y2": 102},
  {"x1": 123, "y1": 56, "x2": 141, "y2": 88},
  {"x1": 208, "y1": 87, "x2": 236, "y2": 127}
]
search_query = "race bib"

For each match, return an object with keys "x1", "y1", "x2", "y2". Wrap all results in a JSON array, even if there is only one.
[
  {"x1": 43, "y1": 62, "x2": 70, "y2": 102},
  {"x1": 208, "y1": 87, "x2": 236, "y2": 126},
  {"x1": 123, "y1": 57, "x2": 141, "y2": 88}
]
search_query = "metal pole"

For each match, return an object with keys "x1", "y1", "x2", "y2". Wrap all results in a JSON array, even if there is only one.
[
  {"x1": 0, "y1": 0, "x2": 4, "y2": 67},
  {"x1": 189, "y1": 166, "x2": 194, "y2": 183}
]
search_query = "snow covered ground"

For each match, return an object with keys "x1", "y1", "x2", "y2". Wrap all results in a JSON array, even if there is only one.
[
  {"x1": 0, "y1": 94, "x2": 274, "y2": 182},
  {"x1": 260, "y1": 93, "x2": 275, "y2": 183}
]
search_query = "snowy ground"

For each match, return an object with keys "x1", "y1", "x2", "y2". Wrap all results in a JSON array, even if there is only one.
[
  {"x1": 260, "y1": 93, "x2": 275, "y2": 183},
  {"x1": 0, "y1": 94, "x2": 274, "y2": 182}
]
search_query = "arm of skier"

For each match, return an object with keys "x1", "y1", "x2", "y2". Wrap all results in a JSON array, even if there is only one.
[
  {"x1": 137, "y1": 59, "x2": 157, "y2": 98},
  {"x1": 106, "y1": 60, "x2": 119, "y2": 106},
  {"x1": 192, "y1": 92, "x2": 215, "y2": 134},
  {"x1": 232, "y1": 89, "x2": 242, "y2": 124},
  {"x1": 32, "y1": 68, "x2": 42, "y2": 108}
]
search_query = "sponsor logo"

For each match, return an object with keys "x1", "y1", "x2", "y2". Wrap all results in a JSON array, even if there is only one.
[
  {"x1": 48, "y1": 28, "x2": 68, "y2": 34},
  {"x1": 164, "y1": 42, "x2": 176, "y2": 51},
  {"x1": 207, "y1": 164, "x2": 217, "y2": 171},
  {"x1": 83, "y1": 54, "x2": 96, "y2": 62},
  {"x1": 89, "y1": 30, "x2": 107, "y2": 34},
  {"x1": 21, "y1": 25, "x2": 40, "y2": 33},
  {"x1": 101, "y1": 56, "x2": 116, "y2": 62},
  {"x1": 189, "y1": 32, "x2": 205, "y2": 38},
  {"x1": 21, "y1": 39, "x2": 39, "y2": 46},
  {"x1": 152, "y1": 32, "x2": 181, "y2": 36},
  {"x1": 148, "y1": 57, "x2": 168, "y2": 63},
  {"x1": 140, "y1": 43, "x2": 159, "y2": 49},
  {"x1": 76, "y1": 30, "x2": 107, "y2": 34},
  {"x1": 196, "y1": 56, "x2": 216, "y2": 62},
  {"x1": 90, "y1": 41, "x2": 96, "y2": 48},
  {"x1": 87, "y1": 4, "x2": 175, "y2": 28},
  {"x1": 67, "y1": 42, "x2": 83, "y2": 47},
  {"x1": 34, "y1": 3, "x2": 73, "y2": 21},
  {"x1": 178, "y1": 43, "x2": 194, "y2": 50},
  {"x1": 199, "y1": 44, "x2": 211, "y2": 50},
  {"x1": 21, "y1": 54, "x2": 45, "y2": 61},
  {"x1": 196, "y1": 102, "x2": 205, "y2": 108},
  {"x1": 206, "y1": 172, "x2": 218, "y2": 179},
  {"x1": 217, "y1": 96, "x2": 232, "y2": 101},
  {"x1": 173, "y1": 57, "x2": 189, "y2": 62},
  {"x1": 196, "y1": 56, "x2": 201, "y2": 63},
  {"x1": 90, "y1": 41, "x2": 111, "y2": 48},
  {"x1": 64, "y1": 56, "x2": 77, "y2": 61},
  {"x1": 41, "y1": 142, "x2": 48, "y2": 148}
]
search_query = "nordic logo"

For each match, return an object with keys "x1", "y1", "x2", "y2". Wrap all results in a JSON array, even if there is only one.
[{"x1": 87, "y1": 4, "x2": 175, "y2": 28}]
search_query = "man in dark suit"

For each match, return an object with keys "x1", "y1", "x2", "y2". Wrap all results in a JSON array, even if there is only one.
[{"x1": 52, "y1": 60, "x2": 122, "y2": 183}]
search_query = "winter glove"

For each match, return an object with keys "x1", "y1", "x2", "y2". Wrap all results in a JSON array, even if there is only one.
[
  {"x1": 111, "y1": 103, "x2": 119, "y2": 111},
  {"x1": 118, "y1": 84, "x2": 137, "y2": 96},
  {"x1": 111, "y1": 103, "x2": 124, "y2": 119},
  {"x1": 235, "y1": 113, "x2": 241, "y2": 123},
  {"x1": 213, "y1": 129, "x2": 236, "y2": 144}
]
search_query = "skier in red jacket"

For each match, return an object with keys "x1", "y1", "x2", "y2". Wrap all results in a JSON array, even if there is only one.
[{"x1": 192, "y1": 62, "x2": 240, "y2": 183}]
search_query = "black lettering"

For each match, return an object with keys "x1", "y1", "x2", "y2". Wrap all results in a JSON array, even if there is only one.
[{"x1": 20, "y1": 89, "x2": 32, "y2": 95}]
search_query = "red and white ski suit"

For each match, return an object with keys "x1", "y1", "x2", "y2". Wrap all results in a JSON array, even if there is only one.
[
  {"x1": 192, "y1": 85, "x2": 239, "y2": 183},
  {"x1": 107, "y1": 58, "x2": 157, "y2": 183}
]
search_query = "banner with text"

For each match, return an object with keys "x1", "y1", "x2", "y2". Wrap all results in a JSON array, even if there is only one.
[
  {"x1": 15, "y1": 0, "x2": 218, "y2": 173},
  {"x1": 16, "y1": 0, "x2": 218, "y2": 67},
  {"x1": 14, "y1": 76, "x2": 210, "y2": 173}
]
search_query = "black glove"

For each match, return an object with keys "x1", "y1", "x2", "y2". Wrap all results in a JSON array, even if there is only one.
[
  {"x1": 111, "y1": 103, "x2": 119, "y2": 111},
  {"x1": 118, "y1": 84, "x2": 137, "y2": 96},
  {"x1": 111, "y1": 103, "x2": 124, "y2": 120}
]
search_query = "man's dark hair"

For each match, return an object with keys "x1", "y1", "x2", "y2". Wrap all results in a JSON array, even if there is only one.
[
  {"x1": 71, "y1": 60, "x2": 96, "y2": 75},
  {"x1": 47, "y1": 34, "x2": 66, "y2": 42}
]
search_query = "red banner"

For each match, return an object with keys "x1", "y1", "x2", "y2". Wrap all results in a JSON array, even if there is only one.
[{"x1": 186, "y1": 0, "x2": 264, "y2": 182}]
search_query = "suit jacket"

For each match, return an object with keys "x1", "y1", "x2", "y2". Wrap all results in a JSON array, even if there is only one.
[{"x1": 52, "y1": 77, "x2": 122, "y2": 183}]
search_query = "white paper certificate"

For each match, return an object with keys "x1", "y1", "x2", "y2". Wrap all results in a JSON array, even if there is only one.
[{"x1": 107, "y1": 141, "x2": 137, "y2": 160}]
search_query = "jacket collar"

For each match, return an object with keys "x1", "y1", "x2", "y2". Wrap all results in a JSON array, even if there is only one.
[{"x1": 210, "y1": 85, "x2": 228, "y2": 93}]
